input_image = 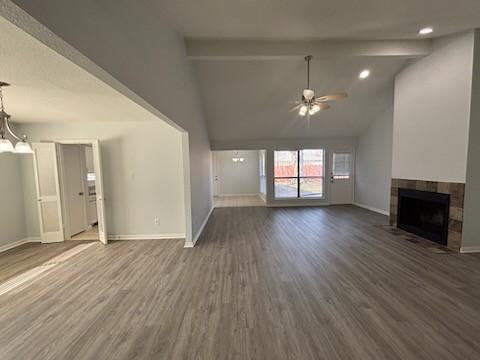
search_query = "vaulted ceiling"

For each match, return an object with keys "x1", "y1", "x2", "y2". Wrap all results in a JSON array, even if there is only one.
[
  {"x1": 159, "y1": 0, "x2": 480, "y2": 40},
  {"x1": 158, "y1": 0, "x2": 480, "y2": 143}
]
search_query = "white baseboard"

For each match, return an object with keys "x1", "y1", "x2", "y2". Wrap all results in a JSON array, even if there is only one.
[
  {"x1": 259, "y1": 193, "x2": 266, "y2": 202},
  {"x1": 187, "y1": 206, "x2": 215, "y2": 248},
  {"x1": 460, "y1": 246, "x2": 480, "y2": 254},
  {"x1": 353, "y1": 202, "x2": 390, "y2": 216},
  {"x1": 108, "y1": 234, "x2": 185, "y2": 241},
  {"x1": 215, "y1": 193, "x2": 260, "y2": 197},
  {"x1": 0, "y1": 237, "x2": 41, "y2": 253}
]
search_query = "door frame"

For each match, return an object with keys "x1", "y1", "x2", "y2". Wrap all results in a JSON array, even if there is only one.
[
  {"x1": 328, "y1": 147, "x2": 355, "y2": 205},
  {"x1": 53, "y1": 139, "x2": 108, "y2": 244},
  {"x1": 57, "y1": 144, "x2": 89, "y2": 240}
]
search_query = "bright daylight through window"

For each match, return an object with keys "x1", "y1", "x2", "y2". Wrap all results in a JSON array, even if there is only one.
[
  {"x1": 274, "y1": 149, "x2": 324, "y2": 199},
  {"x1": 332, "y1": 152, "x2": 351, "y2": 179}
]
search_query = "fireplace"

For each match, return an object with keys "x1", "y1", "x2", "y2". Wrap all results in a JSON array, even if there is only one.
[
  {"x1": 390, "y1": 179, "x2": 465, "y2": 251},
  {"x1": 397, "y1": 188, "x2": 450, "y2": 246}
]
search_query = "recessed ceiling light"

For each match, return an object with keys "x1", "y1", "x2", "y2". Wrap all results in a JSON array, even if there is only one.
[
  {"x1": 419, "y1": 27, "x2": 433, "y2": 35},
  {"x1": 359, "y1": 70, "x2": 370, "y2": 79}
]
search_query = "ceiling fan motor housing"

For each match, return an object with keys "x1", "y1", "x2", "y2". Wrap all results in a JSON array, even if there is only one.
[{"x1": 303, "y1": 89, "x2": 315, "y2": 101}]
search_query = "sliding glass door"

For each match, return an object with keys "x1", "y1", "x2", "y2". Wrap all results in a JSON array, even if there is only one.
[{"x1": 274, "y1": 149, "x2": 325, "y2": 199}]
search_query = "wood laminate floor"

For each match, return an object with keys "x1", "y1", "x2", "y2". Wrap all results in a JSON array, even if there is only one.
[
  {"x1": 1, "y1": 206, "x2": 480, "y2": 359},
  {"x1": 0, "y1": 241, "x2": 84, "y2": 284},
  {"x1": 213, "y1": 195, "x2": 265, "y2": 207},
  {"x1": 71, "y1": 225, "x2": 99, "y2": 241}
]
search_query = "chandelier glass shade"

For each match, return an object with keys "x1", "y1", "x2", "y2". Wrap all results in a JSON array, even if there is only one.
[
  {"x1": 0, "y1": 82, "x2": 32, "y2": 154},
  {"x1": 232, "y1": 151, "x2": 245, "y2": 162}
]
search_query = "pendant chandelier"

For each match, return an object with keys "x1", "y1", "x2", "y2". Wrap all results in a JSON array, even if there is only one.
[
  {"x1": 232, "y1": 151, "x2": 245, "y2": 163},
  {"x1": 0, "y1": 82, "x2": 32, "y2": 154}
]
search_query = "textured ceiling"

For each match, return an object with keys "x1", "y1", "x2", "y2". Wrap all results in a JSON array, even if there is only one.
[
  {"x1": 0, "y1": 16, "x2": 160, "y2": 123},
  {"x1": 158, "y1": 0, "x2": 480, "y2": 40},
  {"x1": 194, "y1": 57, "x2": 406, "y2": 142}
]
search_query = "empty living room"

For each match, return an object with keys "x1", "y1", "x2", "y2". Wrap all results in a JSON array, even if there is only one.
[{"x1": 1, "y1": 1, "x2": 480, "y2": 359}]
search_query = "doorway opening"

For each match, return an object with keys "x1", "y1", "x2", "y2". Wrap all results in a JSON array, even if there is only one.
[
  {"x1": 59, "y1": 144, "x2": 99, "y2": 241},
  {"x1": 32, "y1": 139, "x2": 107, "y2": 244},
  {"x1": 212, "y1": 150, "x2": 266, "y2": 208}
]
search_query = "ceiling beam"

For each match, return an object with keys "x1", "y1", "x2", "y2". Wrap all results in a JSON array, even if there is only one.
[{"x1": 186, "y1": 39, "x2": 432, "y2": 60}]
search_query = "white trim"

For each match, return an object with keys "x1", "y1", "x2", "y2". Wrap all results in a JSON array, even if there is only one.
[
  {"x1": 460, "y1": 246, "x2": 480, "y2": 254},
  {"x1": 353, "y1": 202, "x2": 390, "y2": 216},
  {"x1": 187, "y1": 206, "x2": 215, "y2": 248},
  {"x1": 108, "y1": 234, "x2": 185, "y2": 241},
  {"x1": 0, "y1": 237, "x2": 42, "y2": 253},
  {"x1": 215, "y1": 193, "x2": 261, "y2": 197},
  {"x1": 259, "y1": 193, "x2": 267, "y2": 202}
]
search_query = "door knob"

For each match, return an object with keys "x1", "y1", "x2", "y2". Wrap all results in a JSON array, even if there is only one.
[{"x1": 79, "y1": 192, "x2": 84, "y2": 196}]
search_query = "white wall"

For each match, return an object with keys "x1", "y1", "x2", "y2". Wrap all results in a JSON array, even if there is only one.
[
  {"x1": 462, "y1": 29, "x2": 480, "y2": 250},
  {"x1": 355, "y1": 91, "x2": 394, "y2": 213},
  {"x1": 392, "y1": 31, "x2": 474, "y2": 183},
  {"x1": 8, "y1": 0, "x2": 212, "y2": 244},
  {"x1": 19, "y1": 121, "x2": 186, "y2": 239},
  {"x1": 214, "y1": 150, "x2": 260, "y2": 195},
  {"x1": 0, "y1": 153, "x2": 27, "y2": 249}
]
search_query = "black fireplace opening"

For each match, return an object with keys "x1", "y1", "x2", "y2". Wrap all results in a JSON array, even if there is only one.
[{"x1": 397, "y1": 188, "x2": 450, "y2": 246}]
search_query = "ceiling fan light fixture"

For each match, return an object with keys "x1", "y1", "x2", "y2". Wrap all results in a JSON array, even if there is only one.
[
  {"x1": 290, "y1": 56, "x2": 347, "y2": 116},
  {"x1": 299, "y1": 105, "x2": 308, "y2": 116},
  {"x1": 303, "y1": 89, "x2": 315, "y2": 101}
]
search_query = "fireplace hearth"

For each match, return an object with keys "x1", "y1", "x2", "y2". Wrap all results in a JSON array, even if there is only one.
[{"x1": 397, "y1": 188, "x2": 450, "y2": 246}]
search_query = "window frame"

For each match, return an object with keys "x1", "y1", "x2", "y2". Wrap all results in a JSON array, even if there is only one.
[
  {"x1": 274, "y1": 149, "x2": 325, "y2": 200},
  {"x1": 332, "y1": 151, "x2": 352, "y2": 180}
]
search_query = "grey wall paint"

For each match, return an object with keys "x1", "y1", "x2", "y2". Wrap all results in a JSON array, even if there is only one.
[
  {"x1": 0, "y1": 153, "x2": 27, "y2": 247},
  {"x1": 462, "y1": 30, "x2": 480, "y2": 249},
  {"x1": 19, "y1": 122, "x2": 186, "y2": 238},
  {"x1": 392, "y1": 31, "x2": 474, "y2": 183},
  {"x1": 10, "y1": 0, "x2": 212, "y2": 241},
  {"x1": 214, "y1": 151, "x2": 260, "y2": 195},
  {"x1": 354, "y1": 91, "x2": 394, "y2": 213}
]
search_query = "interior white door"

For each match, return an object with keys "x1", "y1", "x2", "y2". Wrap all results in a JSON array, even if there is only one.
[
  {"x1": 32, "y1": 143, "x2": 65, "y2": 243},
  {"x1": 329, "y1": 150, "x2": 354, "y2": 205},
  {"x1": 62, "y1": 145, "x2": 87, "y2": 236},
  {"x1": 91, "y1": 140, "x2": 108, "y2": 244}
]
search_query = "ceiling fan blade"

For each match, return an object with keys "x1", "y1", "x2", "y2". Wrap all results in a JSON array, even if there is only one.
[
  {"x1": 316, "y1": 92, "x2": 348, "y2": 102},
  {"x1": 289, "y1": 103, "x2": 303, "y2": 112},
  {"x1": 310, "y1": 102, "x2": 331, "y2": 111}
]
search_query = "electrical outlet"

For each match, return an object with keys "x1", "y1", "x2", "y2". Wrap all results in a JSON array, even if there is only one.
[{"x1": 154, "y1": 217, "x2": 160, "y2": 226}]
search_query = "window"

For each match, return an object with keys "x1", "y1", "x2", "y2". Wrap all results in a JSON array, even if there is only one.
[
  {"x1": 274, "y1": 149, "x2": 325, "y2": 199},
  {"x1": 332, "y1": 152, "x2": 351, "y2": 179}
]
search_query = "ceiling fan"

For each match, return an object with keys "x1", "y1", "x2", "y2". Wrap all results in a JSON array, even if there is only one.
[{"x1": 290, "y1": 55, "x2": 347, "y2": 116}]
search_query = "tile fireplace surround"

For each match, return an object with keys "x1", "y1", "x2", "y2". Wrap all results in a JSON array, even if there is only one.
[{"x1": 390, "y1": 179, "x2": 465, "y2": 251}]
